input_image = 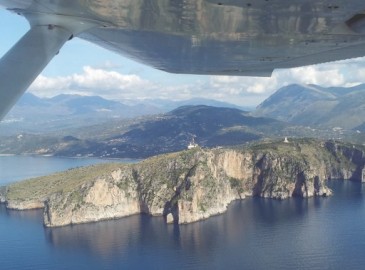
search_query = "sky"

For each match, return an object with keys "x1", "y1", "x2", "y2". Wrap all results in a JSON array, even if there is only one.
[{"x1": 2, "y1": 9, "x2": 365, "y2": 107}]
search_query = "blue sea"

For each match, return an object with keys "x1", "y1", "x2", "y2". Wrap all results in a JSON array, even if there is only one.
[{"x1": 1, "y1": 156, "x2": 365, "y2": 269}]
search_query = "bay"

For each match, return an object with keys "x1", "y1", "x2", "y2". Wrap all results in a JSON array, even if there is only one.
[{"x1": 1, "y1": 156, "x2": 365, "y2": 269}]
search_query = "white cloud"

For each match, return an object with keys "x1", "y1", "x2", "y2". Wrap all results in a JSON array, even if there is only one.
[
  {"x1": 247, "y1": 83, "x2": 269, "y2": 94},
  {"x1": 279, "y1": 66, "x2": 345, "y2": 86},
  {"x1": 205, "y1": 57, "x2": 365, "y2": 105},
  {"x1": 30, "y1": 66, "x2": 156, "y2": 99},
  {"x1": 71, "y1": 66, "x2": 148, "y2": 90},
  {"x1": 209, "y1": 75, "x2": 278, "y2": 96},
  {"x1": 31, "y1": 75, "x2": 71, "y2": 92},
  {"x1": 28, "y1": 57, "x2": 365, "y2": 107}
]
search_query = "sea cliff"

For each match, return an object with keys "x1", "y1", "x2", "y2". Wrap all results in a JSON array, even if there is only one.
[{"x1": 2, "y1": 139, "x2": 365, "y2": 227}]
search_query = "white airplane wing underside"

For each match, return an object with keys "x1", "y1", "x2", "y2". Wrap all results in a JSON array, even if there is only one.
[{"x1": 1, "y1": 0, "x2": 365, "y2": 119}]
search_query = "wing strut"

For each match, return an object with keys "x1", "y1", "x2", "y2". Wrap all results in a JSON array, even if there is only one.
[{"x1": 0, "y1": 25, "x2": 72, "y2": 120}]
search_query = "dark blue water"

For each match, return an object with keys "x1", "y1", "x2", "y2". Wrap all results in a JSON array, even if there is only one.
[{"x1": 1, "y1": 157, "x2": 365, "y2": 269}]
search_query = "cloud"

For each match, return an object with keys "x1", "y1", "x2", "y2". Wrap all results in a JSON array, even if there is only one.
[
  {"x1": 71, "y1": 66, "x2": 148, "y2": 90},
  {"x1": 209, "y1": 75, "x2": 278, "y2": 96},
  {"x1": 30, "y1": 66, "x2": 156, "y2": 99},
  {"x1": 284, "y1": 57, "x2": 365, "y2": 87},
  {"x1": 204, "y1": 57, "x2": 365, "y2": 106},
  {"x1": 30, "y1": 66, "x2": 204, "y2": 102},
  {"x1": 29, "y1": 57, "x2": 365, "y2": 106},
  {"x1": 277, "y1": 65, "x2": 345, "y2": 86},
  {"x1": 247, "y1": 83, "x2": 269, "y2": 94}
]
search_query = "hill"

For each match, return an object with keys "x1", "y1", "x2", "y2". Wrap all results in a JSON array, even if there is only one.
[
  {"x1": 0, "y1": 93, "x2": 248, "y2": 135},
  {"x1": 0, "y1": 105, "x2": 290, "y2": 158},
  {"x1": 254, "y1": 83, "x2": 365, "y2": 130},
  {"x1": 0, "y1": 93, "x2": 161, "y2": 134}
]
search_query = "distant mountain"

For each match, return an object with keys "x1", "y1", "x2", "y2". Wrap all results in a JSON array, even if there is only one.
[
  {"x1": 0, "y1": 93, "x2": 156, "y2": 135},
  {"x1": 138, "y1": 98, "x2": 253, "y2": 112},
  {"x1": 16, "y1": 93, "x2": 49, "y2": 107},
  {"x1": 107, "y1": 105, "x2": 286, "y2": 156},
  {"x1": 0, "y1": 105, "x2": 289, "y2": 158},
  {"x1": 48, "y1": 94, "x2": 124, "y2": 114},
  {"x1": 11, "y1": 93, "x2": 158, "y2": 117},
  {"x1": 254, "y1": 84, "x2": 365, "y2": 130},
  {"x1": 1, "y1": 93, "x2": 249, "y2": 135}
]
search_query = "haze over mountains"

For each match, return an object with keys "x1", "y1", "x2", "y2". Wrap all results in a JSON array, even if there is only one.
[
  {"x1": 1, "y1": 83, "x2": 365, "y2": 158},
  {"x1": 254, "y1": 84, "x2": 365, "y2": 130},
  {"x1": 0, "y1": 105, "x2": 290, "y2": 158},
  {"x1": 6, "y1": 82, "x2": 365, "y2": 135},
  {"x1": 1, "y1": 93, "x2": 250, "y2": 135}
]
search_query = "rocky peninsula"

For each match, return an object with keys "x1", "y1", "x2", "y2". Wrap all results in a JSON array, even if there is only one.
[{"x1": 1, "y1": 139, "x2": 365, "y2": 227}]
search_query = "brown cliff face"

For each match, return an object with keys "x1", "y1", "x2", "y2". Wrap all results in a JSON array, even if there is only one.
[{"x1": 4, "y1": 139, "x2": 365, "y2": 227}]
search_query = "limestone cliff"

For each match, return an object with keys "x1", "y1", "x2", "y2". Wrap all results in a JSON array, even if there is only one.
[
  {"x1": 3, "y1": 139, "x2": 365, "y2": 227},
  {"x1": 0, "y1": 186, "x2": 7, "y2": 203}
]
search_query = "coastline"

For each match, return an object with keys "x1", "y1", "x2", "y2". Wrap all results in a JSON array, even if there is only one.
[{"x1": 4, "y1": 139, "x2": 362, "y2": 227}]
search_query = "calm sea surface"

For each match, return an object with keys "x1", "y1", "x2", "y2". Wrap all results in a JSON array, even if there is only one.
[{"x1": 1, "y1": 156, "x2": 365, "y2": 269}]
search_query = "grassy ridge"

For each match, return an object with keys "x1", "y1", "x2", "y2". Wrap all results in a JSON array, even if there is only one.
[
  {"x1": 5, "y1": 139, "x2": 365, "y2": 203},
  {"x1": 5, "y1": 150, "x2": 195, "y2": 202},
  {"x1": 5, "y1": 149, "x2": 200, "y2": 203},
  {"x1": 6, "y1": 163, "x2": 122, "y2": 201}
]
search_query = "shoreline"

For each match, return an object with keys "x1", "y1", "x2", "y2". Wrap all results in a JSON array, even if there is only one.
[
  {"x1": 0, "y1": 153, "x2": 140, "y2": 161},
  {"x1": 1, "y1": 191, "x2": 332, "y2": 227},
  {"x1": 2, "y1": 139, "x2": 363, "y2": 228}
]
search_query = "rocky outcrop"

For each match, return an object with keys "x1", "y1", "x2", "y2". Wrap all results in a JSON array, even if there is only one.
[
  {"x1": 1, "y1": 185, "x2": 44, "y2": 209},
  {"x1": 6, "y1": 199, "x2": 44, "y2": 210},
  {"x1": 42, "y1": 150, "x2": 243, "y2": 226},
  {"x1": 4, "y1": 139, "x2": 365, "y2": 227},
  {"x1": 0, "y1": 186, "x2": 7, "y2": 203},
  {"x1": 44, "y1": 171, "x2": 141, "y2": 227}
]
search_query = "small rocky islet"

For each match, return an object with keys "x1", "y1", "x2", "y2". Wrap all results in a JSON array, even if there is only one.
[{"x1": 1, "y1": 139, "x2": 364, "y2": 227}]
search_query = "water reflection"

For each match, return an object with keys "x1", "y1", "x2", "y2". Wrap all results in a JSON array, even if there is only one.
[
  {"x1": 2, "y1": 181, "x2": 365, "y2": 269},
  {"x1": 327, "y1": 179, "x2": 365, "y2": 199},
  {"x1": 45, "y1": 214, "x2": 150, "y2": 259},
  {"x1": 0, "y1": 204, "x2": 43, "y2": 224},
  {"x1": 43, "y1": 195, "x2": 332, "y2": 259}
]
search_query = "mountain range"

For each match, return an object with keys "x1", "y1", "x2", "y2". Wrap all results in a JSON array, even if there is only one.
[
  {"x1": 2, "y1": 83, "x2": 365, "y2": 158},
  {"x1": 0, "y1": 105, "x2": 290, "y2": 158},
  {"x1": 0, "y1": 93, "x2": 250, "y2": 135},
  {"x1": 254, "y1": 83, "x2": 365, "y2": 130},
  {"x1": 4, "y1": 83, "x2": 365, "y2": 136}
]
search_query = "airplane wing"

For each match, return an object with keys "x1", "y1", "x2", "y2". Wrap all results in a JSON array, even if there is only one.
[{"x1": 1, "y1": 0, "x2": 365, "y2": 119}]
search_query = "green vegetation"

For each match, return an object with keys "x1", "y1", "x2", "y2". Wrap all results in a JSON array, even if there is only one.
[
  {"x1": 5, "y1": 138, "x2": 365, "y2": 210},
  {"x1": 255, "y1": 83, "x2": 365, "y2": 130},
  {"x1": 0, "y1": 106, "x2": 289, "y2": 159},
  {"x1": 229, "y1": 177, "x2": 244, "y2": 193},
  {"x1": 6, "y1": 163, "x2": 122, "y2": 201},
  {"x1": 199, "y1": 203, "x2": 207, "y2": 213}
]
